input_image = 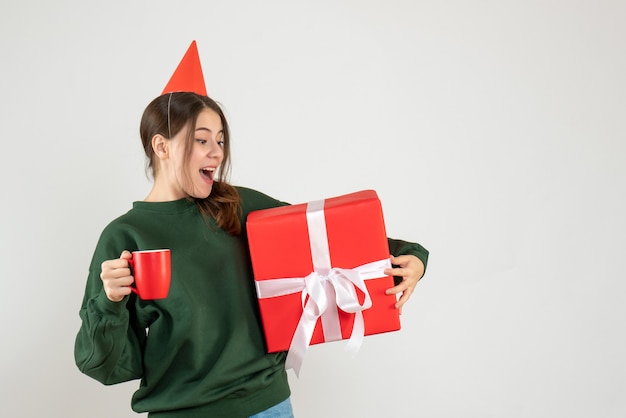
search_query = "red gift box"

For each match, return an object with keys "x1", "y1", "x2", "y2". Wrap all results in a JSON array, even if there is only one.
[{"x1": 247, "y1": 190, "x2": 400, "y2": 374}]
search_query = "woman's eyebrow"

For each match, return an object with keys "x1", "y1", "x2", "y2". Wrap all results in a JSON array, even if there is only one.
[{"x1": 195, "y1": 127, "x2": 224, "y2": 134}]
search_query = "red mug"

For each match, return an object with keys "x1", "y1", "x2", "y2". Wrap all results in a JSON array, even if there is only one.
[{"x1": 128, "y1": 249, "x2": 171, "y2": 300}]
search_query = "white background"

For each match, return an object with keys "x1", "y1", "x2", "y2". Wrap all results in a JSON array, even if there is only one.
[{"x1": 1, "y1": 1, "x2": 625, "y2": 417}]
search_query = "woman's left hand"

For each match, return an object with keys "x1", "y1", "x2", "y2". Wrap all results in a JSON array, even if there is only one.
[{"x1": 384, "y1": 255, "x2": 425, "y2": 314}]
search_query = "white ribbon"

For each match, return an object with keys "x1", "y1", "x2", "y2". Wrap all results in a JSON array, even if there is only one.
[{"x1": 254, "y1": 199, "x2": 391, "y2": 376}]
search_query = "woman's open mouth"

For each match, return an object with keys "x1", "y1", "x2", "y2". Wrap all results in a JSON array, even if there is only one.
[{"x1": 200, "y1": 167, "x2": 215, "y2": 182}]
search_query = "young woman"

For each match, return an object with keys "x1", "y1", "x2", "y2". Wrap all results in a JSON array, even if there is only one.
[{"x1": 74, "y1": 44, "x2": 428, "y2": 418}]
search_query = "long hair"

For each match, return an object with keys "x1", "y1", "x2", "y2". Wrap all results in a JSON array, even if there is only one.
[{"x1": 139, "y1": 92, "x2": 241, "y2": 235}]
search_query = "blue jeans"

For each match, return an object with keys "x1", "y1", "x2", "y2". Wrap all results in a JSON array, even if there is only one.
[{"x1": 249, "y1": 398, "x2": 294, "y2": 418}]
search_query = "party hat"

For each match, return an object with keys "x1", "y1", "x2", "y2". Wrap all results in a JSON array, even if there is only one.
[{"x1": 161, "y1": 40, "x2": 207, "y2": 96}]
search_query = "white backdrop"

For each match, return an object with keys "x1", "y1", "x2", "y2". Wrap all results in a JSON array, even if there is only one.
[{"x1": 1, "y1": 1, "x2": 625, "y2": 417}]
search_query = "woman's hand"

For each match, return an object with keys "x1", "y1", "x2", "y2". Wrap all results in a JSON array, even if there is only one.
[
  {"x1": 384, "y1": 254, "x2": 425, "y2": 314},
  {"x1": 100, "y1": 250, "x2": 134, "y2": 302}
]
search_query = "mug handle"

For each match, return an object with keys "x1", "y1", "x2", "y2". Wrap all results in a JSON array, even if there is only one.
[{"x1": 127, "y1": 257, "x2": 138, "y2": 294}]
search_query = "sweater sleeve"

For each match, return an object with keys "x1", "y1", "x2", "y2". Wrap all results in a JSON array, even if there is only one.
[
  {"x1": 237, "y1": 186, "x2": 289, "y2": 212},
  {"x1": 387, "y1": 237, "x2": 429, "y2": 278},
  {"x1": 74, "y1": 228, "x2": 145, "y2": 385}
]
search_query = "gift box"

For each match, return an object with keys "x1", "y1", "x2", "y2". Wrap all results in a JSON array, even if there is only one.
[{"x1": 247, "y1": 190, "x2": 400, "y2": 373}]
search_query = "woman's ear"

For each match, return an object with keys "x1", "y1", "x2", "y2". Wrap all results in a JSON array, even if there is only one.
[{"x1": 152, "y1": 134, "x2": 169, "y2": 159}]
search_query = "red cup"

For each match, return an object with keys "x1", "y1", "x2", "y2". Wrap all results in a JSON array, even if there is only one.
[{"x1": 128, "y1": 249, "x2": 171, "y2": 300}]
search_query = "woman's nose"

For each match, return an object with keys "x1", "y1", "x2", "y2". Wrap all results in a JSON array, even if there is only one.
[{"x1": 208, "y1": 141, "x2": 224, "y2": 158}]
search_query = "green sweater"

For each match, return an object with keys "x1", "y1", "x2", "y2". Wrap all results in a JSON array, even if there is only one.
[{"x1": 74, "y1": 187, "x2": 429, "y2": 417}]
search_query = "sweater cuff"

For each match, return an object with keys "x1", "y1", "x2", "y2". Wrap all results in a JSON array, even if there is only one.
[
  {"x1": 93, "y1": 289, "x2": 129, "y2": 319},
  {"x1": 394, "y1": 242, "x2": 429, "y2": 275}
]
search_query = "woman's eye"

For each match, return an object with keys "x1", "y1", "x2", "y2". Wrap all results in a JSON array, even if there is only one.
[
  {"x1": 217, "y1": 140, "x2": 225, "y2": 147},
  {"x1": 196, "y1": 139, "x2": 207, "y2": 145}
]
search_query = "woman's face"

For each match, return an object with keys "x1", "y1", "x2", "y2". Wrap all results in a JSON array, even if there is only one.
[{"x1": 168, "y1": 108, "x2": 225, "y2": 199}]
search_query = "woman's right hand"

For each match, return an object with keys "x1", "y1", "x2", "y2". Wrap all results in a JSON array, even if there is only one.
[{"x1": 100, "y1": 250, "x2": 134, "y2": 302}]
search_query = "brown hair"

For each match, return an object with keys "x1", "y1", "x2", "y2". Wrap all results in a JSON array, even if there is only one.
[{"x1": 139, "y1": 92, "x2": 241, "y2": 235}]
